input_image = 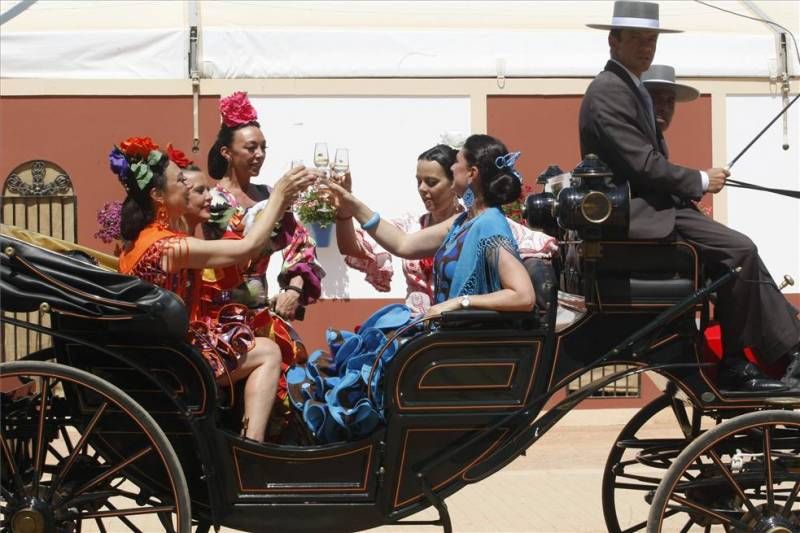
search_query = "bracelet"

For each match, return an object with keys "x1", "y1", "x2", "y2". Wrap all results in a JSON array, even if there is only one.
[
  {"x1": 282, "y1": 285, "x2": 304, "y2": 297},
  {"x1": 360, "y1": 212, "x2": 380, "y2": 231}
]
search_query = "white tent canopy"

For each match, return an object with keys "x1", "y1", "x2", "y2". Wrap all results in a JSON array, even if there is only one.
[{"x1": 1, "y1": 0, "x2": 798, "y2": 80}]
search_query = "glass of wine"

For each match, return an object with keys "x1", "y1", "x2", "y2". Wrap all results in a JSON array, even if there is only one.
[
  {"x1": 313, "y1": 143, "x2": 329, "y2": 179},
  {"x1": 333, "y1": 148, "x2": 349, "y2": 178}
]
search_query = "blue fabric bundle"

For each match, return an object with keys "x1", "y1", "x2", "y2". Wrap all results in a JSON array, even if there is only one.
[{"x1": 286, "y1": 303, "x2": 414, "y2": 443}]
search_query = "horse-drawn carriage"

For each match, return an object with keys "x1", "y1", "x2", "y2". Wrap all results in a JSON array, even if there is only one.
[{"x1": 2, "y1": 156, "x2": 798, "y2": 533}]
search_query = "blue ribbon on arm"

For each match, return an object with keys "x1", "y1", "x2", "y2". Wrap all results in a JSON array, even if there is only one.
[{"x1": 494, "y1": 151, "x2": 523, "y2": 183}]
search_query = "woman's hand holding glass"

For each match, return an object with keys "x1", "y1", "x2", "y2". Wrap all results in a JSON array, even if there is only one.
[
  {"x1": 272, "y1": 165, "x2": 316, "y2": 211},
  {"x1": 322, "y1": 174, "x2": 358, "y2": 219}
]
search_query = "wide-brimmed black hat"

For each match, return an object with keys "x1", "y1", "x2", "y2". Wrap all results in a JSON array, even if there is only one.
[
  {"x1": 642, "y1": 65, "x2": 699, "y2": 102},
  {"x1": 587, "y1": 1, "x2": 682, "y2": 34}
]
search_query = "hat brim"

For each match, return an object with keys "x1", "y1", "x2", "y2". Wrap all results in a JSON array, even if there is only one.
[
  {"x1": 586, "y1": 23, "x2": 682, "y2": 34},
  {"x1": 643, "y1": 80, "x2": 700, "y2": 102}
]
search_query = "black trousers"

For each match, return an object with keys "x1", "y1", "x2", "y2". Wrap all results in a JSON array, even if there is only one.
[{"x1": 674, "y1": 208, "x2": 800, "y2": 363}]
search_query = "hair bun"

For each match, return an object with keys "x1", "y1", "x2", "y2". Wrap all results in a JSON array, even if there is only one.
[{"x1": 486, "y1": 172, "x2": 522, "y2": 206}]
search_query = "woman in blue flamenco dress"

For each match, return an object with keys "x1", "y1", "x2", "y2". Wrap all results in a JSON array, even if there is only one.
[{"x1": 287, "y1": 134, "x2": 536, "y2": 443}]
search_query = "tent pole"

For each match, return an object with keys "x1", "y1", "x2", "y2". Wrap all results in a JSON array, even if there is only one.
[{"x1": 188, "y1": 0, "x2": 200, "y2": 153}]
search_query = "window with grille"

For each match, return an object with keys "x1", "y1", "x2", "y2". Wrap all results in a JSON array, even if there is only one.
[{"x1": 1, "y1": 160, "x2": 77, "y2": 361}]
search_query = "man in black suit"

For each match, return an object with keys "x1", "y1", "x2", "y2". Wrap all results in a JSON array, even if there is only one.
[{"x1": 580, "y1": 1, "x2": 800, "y2": 393}]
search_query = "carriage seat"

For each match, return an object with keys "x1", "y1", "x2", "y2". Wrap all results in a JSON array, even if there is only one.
[
  {"x1": 589, "y1": 240, "x2": 699, "y2": 308},
  {"x1": 0, "y1": 232, "x2": 188, "y2": 342}
]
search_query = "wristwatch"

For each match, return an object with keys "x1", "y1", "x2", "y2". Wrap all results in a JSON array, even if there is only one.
[{"x1": 460, "y1": 295, "x2": 471, "y2": 309}]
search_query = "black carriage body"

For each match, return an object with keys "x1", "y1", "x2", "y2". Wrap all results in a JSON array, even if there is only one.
[{"x1": 2, "y1": 229, "x2": 791, "y2": 532}]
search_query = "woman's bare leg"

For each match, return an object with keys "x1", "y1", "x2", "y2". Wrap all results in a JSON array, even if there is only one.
[{"x1": 224, "y1": 336, "x2": 282, "y2": 442}]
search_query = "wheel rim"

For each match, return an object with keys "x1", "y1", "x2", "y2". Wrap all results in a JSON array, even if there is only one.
[
  {"x1": 1, "y1": 362, "x2": 190, "y2": 532},
  {"x1": 648, "y1": 410, "x2": 800, "y2": 533},
  {"x1": 603, "y1": 392, "x2": 705, "y2": 533}
]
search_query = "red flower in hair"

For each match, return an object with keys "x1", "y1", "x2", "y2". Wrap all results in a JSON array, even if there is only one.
[
  {"x1": 166, "y1": 143, "x2": 193, "y2": 168},
  {"x1": 119, "y1": 136, "x2": 159, "y2": 159},
  {"x1": 219, "y1": 91, "x2": 258, "y2": 127}
]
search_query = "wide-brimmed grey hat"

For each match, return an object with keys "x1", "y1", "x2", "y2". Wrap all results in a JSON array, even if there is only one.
[
  {"x1": 587, "y1": 1, "x2": 682, "y2": 33},
  {"x1": 642, "y1": 65, "x2": 699, "y2": 102}
]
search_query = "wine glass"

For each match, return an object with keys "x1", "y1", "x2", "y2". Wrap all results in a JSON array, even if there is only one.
[
  {"x1": 290, "y1": 159, "x2": 305, "y2": 169},
  {"x1": 313, "y1": 143, "x2": 329, "y2": 178},
  {"x1": 333, "y1": 148, "x2": 349, "y2": 178}
]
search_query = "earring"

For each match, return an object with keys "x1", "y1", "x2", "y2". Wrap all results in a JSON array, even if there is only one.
[
  {"x1": 461, "y1": 186, "x2": 475, "y2": 210},
  {"x1": 156, "y1": 204, "x2": 169, "y2": 230}
]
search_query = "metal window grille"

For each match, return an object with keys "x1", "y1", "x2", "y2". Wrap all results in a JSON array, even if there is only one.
[
  {"x1": 1, "y1": 160, "x2": 77, "y2": 362},
  {"x1": 566, "y1": 364, "x2": 641, "y2": 397}
]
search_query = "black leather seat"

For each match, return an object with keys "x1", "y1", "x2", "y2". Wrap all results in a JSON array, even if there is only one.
[
  {"x1": 0, "y1": 234, "x2": 188, "y2": 342},
  {"x1": 589, "y1": 240, "x2": 699, "y2": 309}
]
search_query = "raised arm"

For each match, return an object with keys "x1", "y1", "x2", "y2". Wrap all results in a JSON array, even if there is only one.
[
  {"x1": 176, "y1": 167, "x2": 316, "y2": 270},
  {"x1": 327, "y1": 180, "x2": 454, "y2": 259}
]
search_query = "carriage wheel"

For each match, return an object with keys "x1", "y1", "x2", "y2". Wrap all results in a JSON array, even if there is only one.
[
  {"x1": 646, "y1": 409, "x2": 800, "y2": 533},
  {"x1": 602, "y1": 391, "x2": 705, "y2": 533},
  {"x1": 0, "y1": 361, "x2": 191, "y2": 533}
]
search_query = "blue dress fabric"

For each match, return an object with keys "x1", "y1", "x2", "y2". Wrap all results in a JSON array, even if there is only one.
[{"x1": 287, "y1": 208, "x2": 520, "y2": 444}]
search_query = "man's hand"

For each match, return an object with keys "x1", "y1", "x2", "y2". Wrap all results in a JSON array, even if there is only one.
[{"x1": 706, "y1": 167, "x2": 730, "y2": 194}]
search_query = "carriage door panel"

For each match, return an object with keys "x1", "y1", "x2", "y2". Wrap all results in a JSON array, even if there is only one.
[{"x1": 392, "y1": 336, "x2": 542, "y2": 410}]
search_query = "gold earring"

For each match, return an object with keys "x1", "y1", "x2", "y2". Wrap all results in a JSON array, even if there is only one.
[{"x1": 156, "y1": 204, "x2": 169, "y2": 230}]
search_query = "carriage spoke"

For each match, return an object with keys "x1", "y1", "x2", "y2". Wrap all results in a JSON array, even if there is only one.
[
  {"x1": 47, "y1": 443, "x2": 65, "y2": 461},
  {"x1": 48, "y1": 401, "x2": 109, "y2": 498},
  {"x1": 706, "y1": 449, "x2": 761, "y2": 518},
  {"x1": 782, "y1": 480, "x2": 800, "y2": 517},
  {"x1": 105, "y1": 501, "x2": 146, "y2": 533},
  {"x1": 678, "y1": 517, "x2": 694, "y2": 533},
  {"x1": 82, "y1": 505, "x2": 176, "y2": 519},
  {"x1": 64, "y1": 446, "x2": 152, "y2": 502},
  {"x1": 32, "y1": 376, "x2": 50, "y2": 494},
  {"x1": 95, "y1": 518, "x2": 109, "y2": 533},
  {"x1": 762, "y1": 426, "x2": 774, "y2": 508},
  {"x1": 0, "y1": 432, "x2": 27, "y2": 497},
  {"x1": 60, "y1": 425, "x2": 75, "y2": 454},
  {"x1": 667, "y1": 494, "x2": 750, "y2": 530},
  {"x1": 703, "y1": 525, "x2": 710, "y2": 533}
]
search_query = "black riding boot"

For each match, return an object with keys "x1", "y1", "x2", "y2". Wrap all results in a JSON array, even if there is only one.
[{"x1": 717, "y1": 352, "x2": 787, "y2": 393}]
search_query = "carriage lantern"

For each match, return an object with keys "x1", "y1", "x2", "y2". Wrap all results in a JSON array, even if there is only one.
[{"x1": 524, "y1": 154, "x2": 629, "y2": 240}]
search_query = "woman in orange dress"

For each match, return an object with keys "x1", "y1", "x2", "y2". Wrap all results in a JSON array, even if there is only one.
[{"x1": 112, "y1": 136, "x2": 315, "y2": 442}]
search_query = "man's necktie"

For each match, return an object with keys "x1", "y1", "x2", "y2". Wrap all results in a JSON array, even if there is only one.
[{"x1": 638, "y1": 83, "x2": 657, "y2": 132}]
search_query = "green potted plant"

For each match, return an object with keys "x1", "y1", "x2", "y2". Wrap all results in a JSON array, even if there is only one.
[{"x1": 295, "y1": 188, "x2": 336, "y2": 246}]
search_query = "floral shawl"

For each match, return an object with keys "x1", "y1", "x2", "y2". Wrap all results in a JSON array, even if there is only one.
[
  {"x1": 203, "y1": 185, "x2": 325, "y2": 306},
  {"x1": 119, "y1": 224, "x2": 201, "y2": 321},
  {"x1": 347, "y1": 210, "x2": 554, "y2": 312},
  {"x1": 433, "y1": 208, "x2": 519, "y2": 303}
]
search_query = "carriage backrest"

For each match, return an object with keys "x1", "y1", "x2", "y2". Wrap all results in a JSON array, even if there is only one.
[{"x1": 0, "y1": 232, "x2": 188, "y2": 342}]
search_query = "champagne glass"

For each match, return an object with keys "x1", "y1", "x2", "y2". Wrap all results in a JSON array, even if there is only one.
[
  {"x1": 333, "y1": 148, "x2": 349, "y2": 178},
  {"x1": 313, "y1": 143, "x2": 329, "y2": 178}
]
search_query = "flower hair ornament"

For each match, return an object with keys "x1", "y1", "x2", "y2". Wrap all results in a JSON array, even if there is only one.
[
  {"x1": 219, "y1": 91, "x2": 258, "y2": 128},
  {"x1": 495, "y1": 151, "x2": 523, "y2": 183},
  {"x1": 166, "y1": 143, "x2": 193, "y2": 169},
  {"x1": 439, "y1": 131, "x2": 467, "y2": 150},
  {"x1": 108, "y1": 136, "x2": 167, "y2": 194}
]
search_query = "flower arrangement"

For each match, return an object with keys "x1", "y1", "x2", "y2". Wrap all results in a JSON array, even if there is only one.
[
  {"x1": 219, "y1": 91, "x2": 258, "y2": 127},
  {"x1": 94, "y1": 200, "x2": 123, "y2": 247},
  {"x1": 502, "y1": 182, "x2": 534, "y2": 225},
  {"x1": 166, "y1": 143, "x2": 193, "y2": 168},
  {"x1": 109, "y1": 136, "x2": 166, "y2": 193},
  {"x1": 295, "y1": 188, "x2": 336, "y2": 229}
]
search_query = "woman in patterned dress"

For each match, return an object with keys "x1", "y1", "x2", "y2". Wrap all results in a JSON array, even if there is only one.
[
  {"x1": 113, "y1": 136, "x2": 315, "y2": 442},
  {"x1": 205, "y1": 92, "x2": 325, "y2": 320}
]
